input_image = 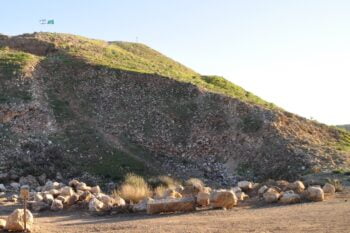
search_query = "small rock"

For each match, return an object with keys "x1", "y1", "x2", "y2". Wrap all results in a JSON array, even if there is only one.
[
  {"x1": 34, "y1": 193, "x2": 44, "y2": 202},
  {"x1": 288, "y1": 181, "x2": 305, "y2": 193},
  {"x1": 5, "y1": 209, "x2": 34, "y2": 232},
  {"x1": 43, "y1": 193, "x2": 54, "y2": 204},
  {"x1": 236, "y1": 191, "x2": 249, "y2": 201}
]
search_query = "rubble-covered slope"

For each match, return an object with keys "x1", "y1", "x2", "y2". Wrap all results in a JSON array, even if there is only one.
[{"x1": 0, "y1": 33, "x2": 349, "y2": 185}]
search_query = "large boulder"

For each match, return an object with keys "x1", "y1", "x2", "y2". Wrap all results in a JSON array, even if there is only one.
[
  {"x1": 5, "y1": 209, "x2": 34, "y2": 232},
  {"x1": 147, "y1": 197, "x2": 195, "y2": 214},
  {"x1": 197, "y1": 191, "x2": 210, "y2": 207},
  {"x1": 306, "y1": 186, "x2": 324, "y2": 202},
  {"x1": 51, "y1": 199, "x2": 64, "y2": 211},
  {"x1": 210, "y1": 190, "x2": 237, "y2": 209},
  {"x1": 237, "y1": 181, "x2": 253, "y2": 191},
  {"x1": 79, "y1": 191, "x2": 93, "y2": 202},
  {"x1": 279, "y1": 191, "x2": 301, "y2": 204},
  {"x1": 288, "y1": 181, "x2": 305, "y2": 193},
  {"x1": 323, "y1": 183, "x2": 336, "y2": 195},
  {"x1": 88, "y1": 198, "x2": 105, "y2": 212},
  {"x1": 34, "y1": 193, "x2": 44, "y2": 202},
  {"x1": 263, "y1": 188, "x2": 281, "y2": 203}
]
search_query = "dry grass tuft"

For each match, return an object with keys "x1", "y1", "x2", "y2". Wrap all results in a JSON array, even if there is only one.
[{"x1": 117, "y1": 173, "x2": 151, "y2": 203}]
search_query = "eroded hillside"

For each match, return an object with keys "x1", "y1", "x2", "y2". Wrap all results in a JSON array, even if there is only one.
[{"x1": 0, "y1": 32, "x2": 349, "y2": 185}]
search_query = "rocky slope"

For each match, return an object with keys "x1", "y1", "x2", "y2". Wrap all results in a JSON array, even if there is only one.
[{"x1": 0, "y1": 32, "x2": 349, "y2": 186}]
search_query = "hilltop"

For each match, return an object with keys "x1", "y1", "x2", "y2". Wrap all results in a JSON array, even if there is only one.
[{"x1": 0, "y1": 32, "x2": 349, "y2": 185}]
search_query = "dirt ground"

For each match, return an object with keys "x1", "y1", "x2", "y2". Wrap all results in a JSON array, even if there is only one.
[{"x1": 1, "y1": 190, "x2": 349, "y2": 233}]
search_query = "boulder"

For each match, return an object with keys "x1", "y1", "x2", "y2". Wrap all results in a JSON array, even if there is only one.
[
  {"x1": 37, "y1": 173, "x2": 47, "y2": 185},
  {"x1": 49, "y1": 189, "x2": 60, "y2": 197},
  {"x1": 276, "y1": 180, "x2": 290, "y2": 191},
  {"x1": 79, "y1": 191, "x2": 93, "y2": 202},
  {"x1": 147, "y1": 197, "x2": 195, "y2": 214},
  {"x1": 263, "y1": 188, "x2": 281, "y2": 203},
  {"x1": 90, "y1": 185, "x2": 101, "y2": 194},
  {"x1": 77, "y1": 182, "x2": 91, "y2": 191},
  {"x1": 166, "y1": 189, "x2": 182, "y2": 199},
  {"x1": 0, "y1": 218, "x2": 6, "y2": 229},
  {"x1": 132, "y1": 197, "x2": 153, "y2": 212},
  {"x1": 89, "y1": 198, "x2": 105, "y2": 212},
  {"x1": 31, "y1": 201, "x2": 49, "y2": 212},
  {"x1": 288, "y1": 181, "x2": 305, "y2": 193},
  {"x1": 258, "y1": 185, "x2": 268, "y2": 197},
  {"x1": 210, "y1": 189, "x2": 237, "y2": 209},
  {"x1": 306, "y1": 186, "x2": 324, "y2": 202},
  {"x1": 34, "y1": 193, "x2": 44, "y2": 202},
  {"x1": 43, "y1": 193, "x2": 54, "y2": 204},
  {"x1": 196, "y1": 191, "x2": 210, "y2": 207},
  {"x1": 237, "y1": 181, "x2": 253, "y2": 191},
  {"x1": 56, "y1": 195, "x2": 69, "y2": 204},
  {"x1": 5, "y1": 209, "x2": 34, "y2": 232},
  {"x1": 61, "y1": 186, "x2": 74, "y2": 196},
  {"x1": 68, "y1": 179, "x2": 80, "y2": 188},
  {"x1": 67, "y1": 194, "x2": 80, "y2": 206},
  {"x1": 99, "y1": 194, "x2": 114, "y2": 210},
  {"x1": 279, "y1": 191, "x2": 301, "y2": 204},
  {"x1": 51, "y1": 199, "x2": 64, "y2": 211},
  {"x1": 0, "y1": 184, "x2": 6, "y2": 192},
  {"x1": 323, "y1": 183, "x2": 336, "y2": 195}
]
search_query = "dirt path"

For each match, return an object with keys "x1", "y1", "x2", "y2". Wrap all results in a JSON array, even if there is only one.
[{"x1": 5, "y1": 191, "x2": 342, "y2": 233}]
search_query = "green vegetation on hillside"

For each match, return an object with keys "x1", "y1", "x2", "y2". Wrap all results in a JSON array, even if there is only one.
[
  {"x1": 0, "y1": 47, "x2": 39, "y2": 76},
  {"x1": 28, "y1": 32, "x2": 275, "y2": 109}
]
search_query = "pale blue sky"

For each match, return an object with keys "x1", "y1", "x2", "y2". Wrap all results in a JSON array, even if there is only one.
[{"x1": 1, "y1": 0, "x2": 350, "y2": 125}]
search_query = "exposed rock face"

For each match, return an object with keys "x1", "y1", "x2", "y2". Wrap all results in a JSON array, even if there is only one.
[
  {"x1": 210, "y1": 190, "x2": 237, "y2": 209},
  {"x1": 306, "y1": 186, "x2": 324, "y2": 202},
  {"x1": 0, "y1": 33, "x2": 349, "y2": 185},
  {"x1": 5, "y1": 209, "x2": 34, "y2": 232}
]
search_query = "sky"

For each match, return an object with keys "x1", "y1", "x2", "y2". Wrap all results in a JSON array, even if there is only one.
[{"x1": 1, "y1": 0, "x2": 349, "y2": 125}]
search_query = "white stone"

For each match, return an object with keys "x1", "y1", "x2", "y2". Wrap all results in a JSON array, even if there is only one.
[
  {"x1": 237, "y1": 181, "x2": 253, "y2": 191},
  {"x1": 88, "y1": 198, "x2": 104, "y2": 212},
  {"x1": 263, "y1": 188, "x2": 281, "y2": 203},
  {"x1": 210, "y1": 189, "x2": 237, "y2": 209},
  {"x1": 307, "y1": 186, "x2": 324, "y2": 202}
]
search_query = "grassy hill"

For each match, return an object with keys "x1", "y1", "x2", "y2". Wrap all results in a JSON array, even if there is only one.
[{"x1": 12, "y1": 32, "x2": 275, "y2": 109}]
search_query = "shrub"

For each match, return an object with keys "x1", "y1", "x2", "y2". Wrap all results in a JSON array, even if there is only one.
[
  {"x1": 117, "y1": 173, "x2": 151, "y2": 203},
  {"x1": 184, "y1": 178, "x2": 204, "y2": 192},
  {"x1": 154, "y1": 185, "x2": 168, "y2": 199}
]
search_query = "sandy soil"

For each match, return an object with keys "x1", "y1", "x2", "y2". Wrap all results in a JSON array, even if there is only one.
[{"x1": 1, "y1": 190, "x2": 349, "y2": 233}]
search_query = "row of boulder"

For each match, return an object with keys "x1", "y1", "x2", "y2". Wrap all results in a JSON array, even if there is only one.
[{"x1": 0, "y1": 178, "x2": 339, "y2": 231}]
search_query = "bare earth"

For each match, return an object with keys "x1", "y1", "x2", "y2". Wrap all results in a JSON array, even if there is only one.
[{"x1": 1, "y1": 191, "x2": 350, "y2": 233}]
